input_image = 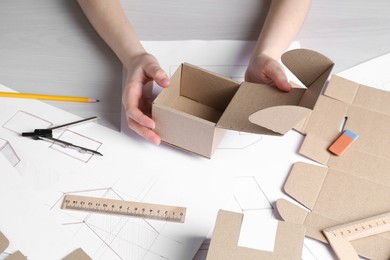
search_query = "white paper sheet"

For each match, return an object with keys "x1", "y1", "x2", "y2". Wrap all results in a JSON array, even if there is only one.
[
  {"x1": 337, "y1": 52, "x2": 390, "y2": 91},
  {"x1": 0, "y1": 154, "x2": 78, "y2": 259},
  {"x1": 238, "y1": 213, "x2": 278, "y2": 252},
  {"x1": 1, "y1": 40, "x2": 370, "y2": 260},
  {"x1": 0, "y1": 83, "x2": 237, "y2": 260},
  {"x1": 120, "y1": 40, "x2": 335, "y2": 260}
]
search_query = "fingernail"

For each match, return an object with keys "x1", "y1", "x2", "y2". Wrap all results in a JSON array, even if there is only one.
[{"x1": 160, "y1": 78, "x2": 170, "y2": 86}]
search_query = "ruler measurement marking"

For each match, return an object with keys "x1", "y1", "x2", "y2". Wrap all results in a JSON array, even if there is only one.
[
  {"x1": 61, "y1": 195, "x2": 186, "y2": 223},
  {"x1": 323, "y1": 212, "x2": 390, "y2": 260}
]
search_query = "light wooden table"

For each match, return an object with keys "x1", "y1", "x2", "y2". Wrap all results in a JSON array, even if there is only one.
[{"x1": 1, "y1": 0, "x2": 389, "y2": 131}]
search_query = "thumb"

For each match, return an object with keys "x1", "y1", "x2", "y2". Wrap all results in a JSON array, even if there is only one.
[
  {"x1": 145, "y1": 63, "x2": 170, "y2": 88},
  {"x1": 268, "y1": 65, "x2": 292, "y2": 92}
]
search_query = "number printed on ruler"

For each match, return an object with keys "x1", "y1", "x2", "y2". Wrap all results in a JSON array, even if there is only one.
[
  {"x1": 61, "y1": 194, "x2": 186, "y2": 223},
  {"x1": 324, "y1": 212, "x2": 390, "y2": 240},
  {"x1": 323, "y1": 212, "x2": 390, "y2": 260}
]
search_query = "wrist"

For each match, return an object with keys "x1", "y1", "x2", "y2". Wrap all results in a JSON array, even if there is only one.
[
  {"x1": 119, "y1": 42, "x2": 146, "y2": 69},
  {"x1": 252, "y1": 44, "x2": 283, "y2": 61}
]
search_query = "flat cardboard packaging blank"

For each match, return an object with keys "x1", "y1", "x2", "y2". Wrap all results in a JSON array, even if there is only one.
[
  {"x1": 152, "y1": 49, "x2": 334, "y2": 158},
  {"x1": 276, "y1": 75, "x2": 390, "y2": 259},
  {"x1": 206, "y1": 210, "x2": 305, "y2": 260}
]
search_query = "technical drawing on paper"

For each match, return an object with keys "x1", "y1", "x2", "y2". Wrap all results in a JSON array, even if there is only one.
[
  {"x1": 48, "y1": 177, "x2": 186, "y2": 260},
  {"x1": 2, "y1": 111, "x2": 101, "y2": 163},
  {"x1": 0, "y1": 138, "x2": 20, "y2": 167},
  {"x1": 50, "y1": 129, "x2": 102, "y2": 163}
]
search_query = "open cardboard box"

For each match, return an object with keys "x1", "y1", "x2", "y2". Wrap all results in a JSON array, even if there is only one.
[
  {"x1": 152, "y1": 49, "x2": 334, "y2": 158},
  {"x1": 276, "y1": 75, "x2": 390, "y2": 259}
]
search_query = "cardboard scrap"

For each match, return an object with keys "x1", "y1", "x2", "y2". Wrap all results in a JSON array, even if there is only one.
[
  {"x1": 4, "y1": 251, "x2": 27, "y2": 260},
  {"x1": 276, "y1": 75, "x2": 390, "y2": 259},
  {"x1": 152, "y1": 49, "x2": 334, "y2": 158},
  {"x1": 0, "y1": 230, "x2": 90, "y2": 260},
  {"x1": 0, "y1": 232, "x2": 26, "y2": 260},
  {"x1": 206, "y1": 210, "x2": 306, "y2": 260},
  {"x1": 62, "y1": 248, "x2": 92, "y2": 260},
  {"x1": 0, "y1": 231, "x2": 9, "y2": 254}
]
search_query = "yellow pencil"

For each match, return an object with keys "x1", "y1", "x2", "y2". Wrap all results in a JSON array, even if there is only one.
[{"x1": 0, "y1": 92, "x2": 99, "y2": 103}]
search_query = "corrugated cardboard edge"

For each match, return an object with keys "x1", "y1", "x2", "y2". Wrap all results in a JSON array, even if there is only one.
[
  {"x1": 206, "y1": 210, "x2": 306, "y2": 260},
  {"x1": 249, "y1": 106, "x2": 312, "y2": 135}
]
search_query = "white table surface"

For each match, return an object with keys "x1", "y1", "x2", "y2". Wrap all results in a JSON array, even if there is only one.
[{"x1": 1, "y1": 1, "x2": 390, "y2": 259}]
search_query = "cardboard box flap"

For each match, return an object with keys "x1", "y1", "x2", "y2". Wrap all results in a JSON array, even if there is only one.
[
  {"x1": 281, "y1": 49, "x2": 334, "y2": 92},
  {"x1": 216, "y1": 82, "x2": 306, "y2": 135},
  {"x1": 222, "y1": 49, "x2": 334, "y2": 136},
  {"x1": 248, "y1": 105, "x2": 311, "y2": 135},
  {"x1": 325, "y1": 75, "x2": 390, "y2": 114},
  {"x1": 281, "y1": 49, "x2": 334, "y2": 109},
  {"x1": 283, "y1": 162, "x2": 328, "y2": 211}
]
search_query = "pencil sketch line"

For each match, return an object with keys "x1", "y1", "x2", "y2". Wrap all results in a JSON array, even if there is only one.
[
  {"x1": 303, "y1": 243, "x2": 318, "y2": 260},
  {"x1": 84, "y1": 222, "x2": 124, "y2": 260},
  {"x1": 252, "y1": 176, "x2": 274, "y2": 210}
]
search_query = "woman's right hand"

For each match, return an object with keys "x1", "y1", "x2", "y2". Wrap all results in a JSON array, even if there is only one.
[{"x1": 122, "y1": 52, "x2": 170, "y2": 145}]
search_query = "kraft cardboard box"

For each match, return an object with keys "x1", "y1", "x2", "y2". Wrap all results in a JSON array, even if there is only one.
[
  {"x1": 152, "y1": 49, "x2": 334, "y2": 158},
  {"x1": 276, "y1": 75, "x2": 390, "y2": 259}
]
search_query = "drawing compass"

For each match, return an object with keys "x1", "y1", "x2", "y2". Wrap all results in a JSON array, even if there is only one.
[{"x1": 21, "y1": 116, "x2": 103, "y2": 156}]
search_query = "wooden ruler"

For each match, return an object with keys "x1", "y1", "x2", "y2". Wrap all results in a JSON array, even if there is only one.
[
  {"x1": 323, "y1": 212, "x2": 390, "y2": 260},
  {"x1": 61, "y1": 194, "x2": 186, "y2": 223}
]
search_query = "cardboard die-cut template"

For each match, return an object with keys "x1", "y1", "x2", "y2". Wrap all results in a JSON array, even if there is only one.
[{"x1": 277, "y1": 75, "x2": 390, "y2": 260}]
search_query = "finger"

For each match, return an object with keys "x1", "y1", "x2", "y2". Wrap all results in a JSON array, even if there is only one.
[
  {"x1": 123, "y1": 81, "x2": 155, "y2": 129},
  {"x1": 268, "y1": 65, "x2": 292, "y2": 92},
  {"x1": 127, "y1": 117, "x2": 161, "y2": 145},
  {"x1": 144, "y1": 63, "x2": 170, "y2": 88}
]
